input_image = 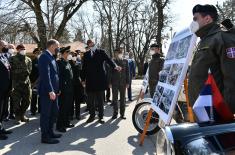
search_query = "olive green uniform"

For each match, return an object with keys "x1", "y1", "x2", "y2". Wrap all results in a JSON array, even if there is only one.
[
  {"x1": 109, "y1": 58, "x2": 130, "y2": 117},
  {"x1": 9, "y1": 53, "x2": 32, "y2": 118},
  {"x1": 148, "y1": 53, "x2": 164, "y2": 97},
  {"x1": 189, "y1": 22, "x2": 235, "y2": 113}
]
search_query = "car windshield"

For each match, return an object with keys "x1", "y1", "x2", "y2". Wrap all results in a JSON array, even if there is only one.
[{"x1": 184, "y1": 138, "x2": 220, "y2": 155}]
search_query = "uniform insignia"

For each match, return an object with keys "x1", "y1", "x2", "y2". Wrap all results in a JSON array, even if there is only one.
[{"x1": 226, "y1": 47, "x2": 235, "y2": 58}]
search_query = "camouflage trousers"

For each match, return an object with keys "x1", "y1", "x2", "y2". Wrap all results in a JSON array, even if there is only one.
[{"x1": 11, "y1": 84, "x2": 32, "y2": 117}]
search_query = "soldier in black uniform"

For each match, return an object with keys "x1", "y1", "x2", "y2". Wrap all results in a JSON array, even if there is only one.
[
  {"x1": 56, "y1": 46, "x2": 74, "y2": 132},
  {"x1": 69, "y1": 51, "x2": 84, "y2": 120},
  {"x1": 109, "y1": 48, "x2": 130, "y2": 119},
  {"x1": 148, "y1": 43, "x2": 164, "y2": 97},
  {"x1": 29, "y1": 48, "x2": 41, "y2": 115}
]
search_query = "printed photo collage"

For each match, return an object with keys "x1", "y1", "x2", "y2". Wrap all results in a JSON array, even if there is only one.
[{"x1": 152, "y1": 34, "x2": 193, "y2": 114}]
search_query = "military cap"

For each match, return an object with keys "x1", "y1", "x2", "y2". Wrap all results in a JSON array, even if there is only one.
[
  {"x1": 150, "y1": 43, "x2": 161, "y2": 48},
  {"x1": 60, "y1": 46, "x2": 71, "y2": 54},
  {"x1": 193, "y1": 4, "x2": 218, "y2": 15}
]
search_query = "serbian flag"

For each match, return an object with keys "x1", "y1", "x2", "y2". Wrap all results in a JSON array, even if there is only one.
[{"x1": 193, "y1": 71, "x2": 234, "y2": 123}]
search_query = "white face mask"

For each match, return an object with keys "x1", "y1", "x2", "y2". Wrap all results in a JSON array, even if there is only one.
[
  {"x1": 19, "y1": 50, "x2": 26, "y2": 55},
  {"x1": 8, "y1": 49, "x2": 15, "y2": 54},
  {"x1": 67, "y1": 54, "x2": 72, "y2": 60},
  {"x1": 190, "y1": 21, "x2": 200, "y2": 33},
  {"x1": 150, "y1": 50, "x2": 155, "y2": 55},
  {"x1": 91, "y1": 45, "x2": 97, "y2": 52},
  {"x1": 118, "y1": 54, "x2": 123, "y2": 59},
  {"x1": 72, "y1": 57, "x2": 77, "y2": 61},
  {"x1": 77, "y1": 55, "x2": 81, "y2": 60}
]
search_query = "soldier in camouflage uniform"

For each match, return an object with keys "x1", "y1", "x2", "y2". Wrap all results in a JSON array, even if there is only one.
[
  {"x1": 9, "y1": 44, "x2": 32, "y2": 124},
  {"x1": 109, "y1": 48, "x2": 130, "y2": 119}
]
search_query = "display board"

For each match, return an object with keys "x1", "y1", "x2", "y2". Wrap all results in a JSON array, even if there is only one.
[{"x1": 151, "y1": 28, "x2": 197, "y2": 124}]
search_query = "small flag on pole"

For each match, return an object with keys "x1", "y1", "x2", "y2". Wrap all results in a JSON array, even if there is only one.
[{"x1": 193, "y1": 70, "x2": 234, "y2": 123}]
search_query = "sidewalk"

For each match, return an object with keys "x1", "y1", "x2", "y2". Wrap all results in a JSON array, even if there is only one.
[{"x1": 0, "y1": 80, "x2": 156, "y2": 155}]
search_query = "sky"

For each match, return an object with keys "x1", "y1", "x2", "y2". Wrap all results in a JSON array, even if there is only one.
[{"x1": 169, "y1": 0, "x2": 225, "y2": 33}]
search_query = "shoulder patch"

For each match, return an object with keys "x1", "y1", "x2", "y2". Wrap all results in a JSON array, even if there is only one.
[{"x1": 226, "y1": 47, "x2": 235, "y2": 58}]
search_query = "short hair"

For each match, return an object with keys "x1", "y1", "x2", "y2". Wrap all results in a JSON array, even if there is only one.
[
  {"x1": 47, "y1": 39, "x2": 59, "y2": 48},
  {"x1": 150, "y1": 43, "x2": 161, "y2": 48},
  {"x1": 192, "y1": 4, "x2": 218, "y2": 21}
]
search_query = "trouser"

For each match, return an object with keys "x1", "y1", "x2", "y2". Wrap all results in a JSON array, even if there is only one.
[
  {"x1": 0, "y1": 91, "x2": 7, "y2": 131},
  {"x1": 87, "y1": 91, "x2": 104, "y2": 119},
  {"x1": 2, "y1": 95, "x2": 14, "y2": 119},
  {"x1": 70, "y1": 86, "x2": 83, "y2": 118},
  {"x1": 57, "y1": 92, "x2": 73, "y2": 128},
  {"x1": 11, "y1": 85, "x2": 32, "y2": 117},
  {"x1": 112, "y1": 85, "x2": 126, "y2": 116},
  {"x1": 128, "y1": 78, "x2": 132, "y2": 100},
  {"x1": 30, "y1": 91, "x2": 40, "y2": 114},
  {"x1": 40, "y1": 94, "x2": 58, "y2": 139},
  {"x1": 106, "y1": 88, "x2": 111, "y2": 101},
  {"x1": 149, "y1": 83, "x2": 157, "y2": 98}
]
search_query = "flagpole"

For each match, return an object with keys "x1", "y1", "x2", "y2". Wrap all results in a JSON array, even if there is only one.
[{"x1": 208, "y1": 69, "x2": 214, "y2": 123}]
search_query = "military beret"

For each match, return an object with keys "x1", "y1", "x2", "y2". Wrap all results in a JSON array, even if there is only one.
[
  {"x1": 150, "y1": 43, "x2": 161, "y2": 48},
  {"x1": 87, "y1": 39, "x2": 93, "y2": 45},
  {"x1": 60, "y1": 46, "x2": 71, "y2": 54},
  {"x1": 33, "y1": 47, "x2": 41, "y2": 54},
  {"x1": 192, "y1": 4, "x2": 218, "y2": 15},
  {"x1": 16, "y1": 44, "x2": 25, "y2": 50}
]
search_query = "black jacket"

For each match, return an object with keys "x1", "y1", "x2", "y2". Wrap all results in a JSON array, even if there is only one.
[
  {"x1": 57, "y1": 58, "x2": 73, "y2": 93},
  {"x1": 30, "y1": 57, "x2": 39, "y2": 83},
  {"x1": 81, "y1": 49, "x2": 116, "y2": 92},
  {"x1": 0, "y1": 59, "x2": 11, "y2": 93}
]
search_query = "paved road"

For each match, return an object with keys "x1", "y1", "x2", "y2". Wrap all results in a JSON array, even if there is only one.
[{"x1": 0, "y1": 80, "x2": 156, "y2": 155}]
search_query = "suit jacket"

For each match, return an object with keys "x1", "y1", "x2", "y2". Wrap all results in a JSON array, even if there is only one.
[
  {"x1": 30, "y1": 57, "x2": 39, "y2": 83},
  {"x1": 0, "y1": 56, "x2": 11, "y2": 92},
  {"x1": 57, "y1": 58, "x2": 73, "y2": 93},
  {"x1": 109, "y1": 58, "x2": 130, "y2": 87},
  {"x1": 81, "y1": 49, "x2": 116, "y2": 92},
  {"x1": 38, "y1": 50, "x2": 59, "y2": 95},
  {"x1": 128, "y1": 59, "x2": 136, "y2": 78}
]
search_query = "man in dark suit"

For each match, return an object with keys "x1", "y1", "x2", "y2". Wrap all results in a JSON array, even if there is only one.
[
  {"x1": 38, "y1": 39, "x2": 61, "y2": 144},
  {"x1": 81, "y1": 40, "x2": 121, "y2": 124},
  {"x1": 30, "y1": 48, "x2": 41, "y2": 116},
  {"x1": 0, "y1": 40, "x2": 12, "y2": 140}
]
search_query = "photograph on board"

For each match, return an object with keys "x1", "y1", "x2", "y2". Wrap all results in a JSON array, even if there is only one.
[
  {"x1": 175, "y1": 35, "x2": 193, "y2": 59},
  {"x1": 165, "y1": 41, "x2": 179, "y2": 60},
  {"x1": 158, "y1": 88, "x2": 175, "y2": 114},
  {"x1": 152, "y1": 85, "x2": 164, "y2": 106},
  {"x1": 167, "y1": 63, "x2": 184, "y2": 86},
  {"x1": 159, "y1": 64, "x2": 171, "y2": 83}
]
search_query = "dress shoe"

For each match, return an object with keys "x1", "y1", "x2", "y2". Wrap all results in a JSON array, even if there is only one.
[
  {"x1": 41, "y1": 138, "x2": 60, "y2": 144},
  {"x1": 112, "y1": 115, "x2": 117, "y2": 119},
  {"x1": 65, "y1": 124, "x2": 75, "y2": 128},
  {"x1": 56, "y1": 128, "x2": 66, "y2": 133},
  {"x1": 0, "y1": 129, "x2": 12, "y2": 134},
  {"x1": 21, "y1": 116, "x2": 29, "y2": 122},
  {"x1": 51, "y1": 133, "x2": 62, "y2": 138},
  {"x1": 120, "y1": 116, "x2": 126, "y2": 120},
  {"x1": 99, "y1": 119, "x2": 105, "y2": 124},
  {"x1": 0, "y1": 134, "x2": 8, "y2": 140},
  {"x1": 86, "y1": 117, "x2": 95, "y2": 123}
]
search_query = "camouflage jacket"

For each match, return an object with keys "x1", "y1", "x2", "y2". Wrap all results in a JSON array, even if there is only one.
[{"x1": 9, "y1": 53, "x2": 32, "y2": 87}]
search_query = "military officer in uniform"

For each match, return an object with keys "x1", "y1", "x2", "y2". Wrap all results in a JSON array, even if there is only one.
[
  {"x1": 189, "y1": 4, "x2": 235, "y2": 113},
  {"x1": 69, "y1": 51, "x2": 84, "y2": 120},
  {"x1": 148, "y1": 43, "x2": 164, "y2": 98},
  {"x1": 30, "y1": 48, "x2": 41, "y2": 115},
  {"x1": 56, "y1": 46, "x2": 74, "y2": 132},
  {"x1": 109, "y1": 48, "x2": 130, "y2": 119},
  {"x1": 9, "y1": 44, "x2": 32, "y2": 124}
]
